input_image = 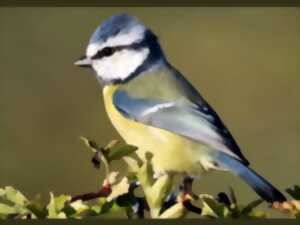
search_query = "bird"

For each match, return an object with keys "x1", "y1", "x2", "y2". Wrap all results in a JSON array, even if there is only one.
[{"x1": 74, "y1": 13, "x2": 286, "y2": 203}]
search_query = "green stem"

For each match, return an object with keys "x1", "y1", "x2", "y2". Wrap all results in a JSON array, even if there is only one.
[{"x1": 100, "y1": 154, "x2": 110, "y2": 180}]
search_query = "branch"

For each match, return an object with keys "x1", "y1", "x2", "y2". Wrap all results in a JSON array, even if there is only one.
[{"x1": 71, "y1": 186, "x2": 111, "y2": 202}]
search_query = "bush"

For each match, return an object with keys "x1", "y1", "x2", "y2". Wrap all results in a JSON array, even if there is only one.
[{"x1": 0, "y1": 138, "x2": 299, "y2": 219}]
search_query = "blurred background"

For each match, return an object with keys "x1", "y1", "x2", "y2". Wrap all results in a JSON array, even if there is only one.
[{"x1": 0, "y1": 7, "x2": 299, "y2": 216}]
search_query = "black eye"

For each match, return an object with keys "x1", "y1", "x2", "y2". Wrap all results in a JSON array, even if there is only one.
[
  {"x1": 92, "y1": 47, "x2": 115, "y2": 59},
  {"x1": 102, "y1": 47, "x2": 114, "y2": 56}
]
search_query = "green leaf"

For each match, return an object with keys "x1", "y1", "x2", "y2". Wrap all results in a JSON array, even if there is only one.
[
  {"x1": 286, "y1": 185, "x2": 300, "y2": 200},
  {"x1": 100, "y1": 201, "x2": 115, "y2": 214},
  {"x1": 26, "y1": 202, "x2": 48, "y2": 219},
  {"x1": 61, "y1": 200, "x2": 89, "y2": 218},
  {"x1": 95, "y1": 199, "x2": 122, "y2": 215},
  {"x1": 79, "y1": 136, "x2": 98, "y2": 153},
  {"x1": 125, "y1": 206, "x2": 134, "y2": 219},
  {"x1": 0, "y1": 203, "x2": 17, "y2": 214},
  {"x1": 247, "y1": 210, "x2": 269, "y2": 218},
  {"x1": 136, "y1": 152, "x2": 154, "y2": 188},
  {"x1": 0, "y1": 214, "x2": 7, "y2": 219},
  {"x1": 107, "y1": 177, "x2": 130, "y2": 202},
  {"x1": 123, "y1": 157, "x2": 141, "y2": 173},
  {"x1": 159, "y1": 203, "x2": 187, "y2": 219},
  {"x1": 0, "y1": 186, "x2": 28, "y2": 206},
  {"x1": 241, "y1": 199, "x2": 263, "y2": 215},
  {"x1": 90, "y1": 205, "x2": 102, "y2": 215},
  {"x1": 200, "y1": 195, "x2": 230, "y2": 218},
  {"x1": 0, "y1": 203, "x2": 29, "y2": 218},
  {"x1": 104, "y1": 140, "x2": 119, "y2": 151},
  {"x1": 147, "y1": 175, "x2": 172, "y2": 209},
  {"x1": 229, "y1": 187, "x2": 237, "y2": 204},
  {"x1": 86, "y1": 198, "x2": 107, "y2": 216},
  {"x1": 116, "y1": 193, "x2": 136, "y2": 207},
  {"x1": 70, "y1": 200, "x2": 89, "y2": 214},
  {"x1": 62, "y1": 204, "x2": 77, "y2": 217},
  {"x1": 108, "y1": 145, "x2": 138, "y2": 161},
  {"x1": 25, "y1": 194, "x2": 47, "y2": 218},
  {"x1": 46, "y1": 193, "x2": 71, "y2": 218}
]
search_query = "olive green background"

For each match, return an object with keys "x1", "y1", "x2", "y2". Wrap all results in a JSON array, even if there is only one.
[{"x1": 0, "y1": 7, "x2": 299, "y2": 216}]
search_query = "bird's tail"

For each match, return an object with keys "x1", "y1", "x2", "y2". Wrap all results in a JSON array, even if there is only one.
[{"x1": 215, "y1": 152, "x2": 286, "y2": 203}]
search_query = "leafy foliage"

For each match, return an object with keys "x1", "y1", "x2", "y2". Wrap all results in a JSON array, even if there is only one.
[
  {"x1": 200, "y1": 193, "x2": 267, "y2": 218},
  {"x1": 286, "y1": 185, "x2": 300, "y2": 200},
  {"x1": 0, "y1": 138, "x2": 299, "y2": 219}
]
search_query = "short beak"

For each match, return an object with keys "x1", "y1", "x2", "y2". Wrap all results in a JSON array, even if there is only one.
[{"x1": 74, "y1": 56, "x2": 92, "y2": 68}]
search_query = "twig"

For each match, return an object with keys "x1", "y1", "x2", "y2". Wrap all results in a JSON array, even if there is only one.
[{"x1": 71, "y1": 186, "x2": 111, "y2": 202}]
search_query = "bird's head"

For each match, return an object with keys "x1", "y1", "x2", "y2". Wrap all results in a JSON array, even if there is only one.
[{"x1": 74, "y1": 13, "x2": 165, "y2": 84}]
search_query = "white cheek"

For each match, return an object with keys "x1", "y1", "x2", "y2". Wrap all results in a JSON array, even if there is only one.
[{"x1": 92, "y1": 48, "x2": 149, "y2": 82}]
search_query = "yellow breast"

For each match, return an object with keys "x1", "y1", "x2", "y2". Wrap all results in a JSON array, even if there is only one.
[{"x1": 103, "y1": 85, "x2": 208, "y2": 175}]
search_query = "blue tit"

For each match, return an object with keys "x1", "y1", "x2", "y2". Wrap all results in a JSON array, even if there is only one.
[{"x1": 74, "y1": 13, "x2": 286, "y2": 203}]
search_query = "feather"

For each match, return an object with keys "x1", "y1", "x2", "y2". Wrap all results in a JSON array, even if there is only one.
[{"x1": 215, "y1": 152, "x2": 286, "y2": 203}]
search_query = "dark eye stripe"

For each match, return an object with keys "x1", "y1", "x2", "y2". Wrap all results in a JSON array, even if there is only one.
[
  {"x1": 91, "y1": 47, "x2": 116, "y2": 59},
  {"x1": 91, "y1": 42, "x2": 145, "y2": 60}
]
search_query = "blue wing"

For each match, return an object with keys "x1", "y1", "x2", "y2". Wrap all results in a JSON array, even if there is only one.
[{"x1": 113, "y1": 90, "x2": 247, "y2": 163}]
